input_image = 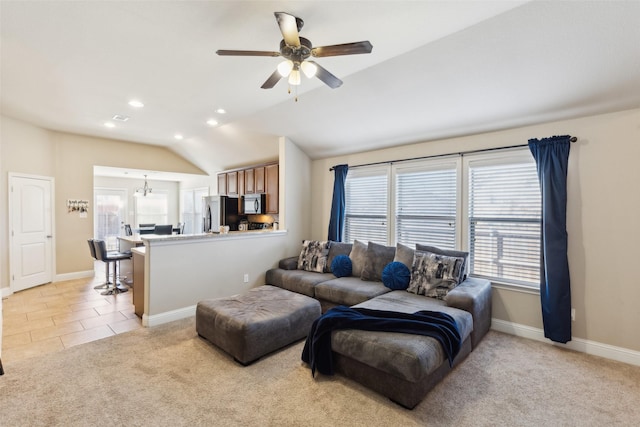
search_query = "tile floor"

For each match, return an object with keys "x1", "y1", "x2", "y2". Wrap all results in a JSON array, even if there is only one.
[{"x1": 1, "y1": 262, "x2": 142, "y2": 365}]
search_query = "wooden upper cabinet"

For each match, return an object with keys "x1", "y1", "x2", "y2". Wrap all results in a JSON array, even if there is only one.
[
  {"x1": 237, "y1": 170, "x2": 245, "y2": 196},
  {"x1": 245, "y1": 168, "x2": 255, "y2": 194},
  {"x1": 254, "y1": 167, "x2": 265, "y2": 193},
  {"x1": 227, "y1": 171, "x2": 238, "y2": 196},
  {"x1": 265, "y1": 164, "x2": 279, "y2": 214},
  {"x1": 217, "y1": 173, "x2": 227, "y2": 196}
]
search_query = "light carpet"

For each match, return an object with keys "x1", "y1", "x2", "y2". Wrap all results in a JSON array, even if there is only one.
[{"x1": 1, "y1": 317, "x2": 639, "y2": 426}]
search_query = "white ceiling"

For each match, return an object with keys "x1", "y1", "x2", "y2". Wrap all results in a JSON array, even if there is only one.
[{"x1": 2, "y1": 1, "x2": 640, "y2": 177}]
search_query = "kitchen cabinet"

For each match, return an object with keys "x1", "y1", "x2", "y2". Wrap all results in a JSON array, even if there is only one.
[
  {"x1": 217, "y1": 173, "x2": 227, "y2": 195},
  {"x1": 132, "y1": 249, "x2": 145, "y2": 318},
  {"x1": 244, "y1": 168, "x2": 255, "y2": 194},
  {"x1": 227, "y1": 171, "x2": 238, "y2": 196},
  {"x1": 265, "y1": 164, "x2": 279, "y2": 214},
  {"x1": 237, "y1": 170, "x2": 245, "y2": 196},
  {"x1": 254, "y1": 167, "x2": 265, "y2": 193}
]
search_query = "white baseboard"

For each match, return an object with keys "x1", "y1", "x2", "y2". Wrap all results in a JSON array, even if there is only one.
[
  {"x1": 1, "y1": 287, "x2": 12, "y2": 298},
  {"x1": 491, "y1": 318, "x2": 640, "y2": 367},
  {"x1": 55, "y1": 270, "x2": 94, "y2": 282},
  {"x1": 143, "y1": 305, "x2": 197, "y2": 327}
]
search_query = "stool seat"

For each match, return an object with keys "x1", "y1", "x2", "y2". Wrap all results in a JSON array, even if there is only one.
[{"x1": 196, "y1": 285, "x2": 321, "y2": 365}]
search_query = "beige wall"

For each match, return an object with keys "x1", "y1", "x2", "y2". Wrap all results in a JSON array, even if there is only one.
[
  {"x1": 310, "y1": 108, "x2": 640, "y2": 352},
  {"x1": 1, "y1": 115, "x2": 206, "y2": 291}
]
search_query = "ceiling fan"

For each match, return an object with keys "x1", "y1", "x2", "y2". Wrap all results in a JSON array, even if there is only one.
[{"x1": 216, "y1": 12, "x2": 373, "y2": 92}]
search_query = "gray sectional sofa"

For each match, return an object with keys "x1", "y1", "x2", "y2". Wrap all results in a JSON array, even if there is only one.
[{"x1": 265, "y1": 240, "x2": 492, "y2": 409}]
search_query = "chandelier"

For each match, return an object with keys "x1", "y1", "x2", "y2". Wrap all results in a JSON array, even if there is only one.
[{"x1": 136, "y1": 175, "x2": 153, "y2": 197}]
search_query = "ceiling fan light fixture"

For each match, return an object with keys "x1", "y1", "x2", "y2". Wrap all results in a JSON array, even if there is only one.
[
  {"x1": 288, "y1": 69, "x2": 301, "y2": 86},
  {"x1": 301, "y1": 61, "x2": 317, "y2": 78},
  {"x1": 277, "y1": 60, "x2": 294, "y2": 77}
]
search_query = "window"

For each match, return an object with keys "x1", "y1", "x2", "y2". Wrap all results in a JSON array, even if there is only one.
[
  {"x1": 342, "y1": 148, "x2": 541, "y2": 289},
  {"x1": 134, "y1": 192, "x2": 168, "y2": 227},
  {"x1": 394, "y1": 160, "x2": 458, "y2": 249},
  {"x1": 465, "y1": 153, "x2": 541, "y2": 287},
  {"x1": 180, "y1": 187, "x2": 208, "y2": 234},
  {"x1": 94, "y1": 188, "x2": 127, "y2": 250},
  {"x1": 344, "y1": 167, "x2": 389, "y2": 245}
]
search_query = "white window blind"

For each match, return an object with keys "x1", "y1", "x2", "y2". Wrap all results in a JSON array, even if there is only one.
[
  {"x1": 467, "y1": 156, "x2": 541, "y2": 287},
  {"x1": 394, "y1": 163, "x2": 457, "y2": 249},
  {"x1": 344, "y1": 168, "x2": 388, "y2": 245}
]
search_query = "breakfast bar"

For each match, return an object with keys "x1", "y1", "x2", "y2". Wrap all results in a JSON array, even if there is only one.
[{"x1": 131, "y1": 229, "x2": 291, "y2": 327}]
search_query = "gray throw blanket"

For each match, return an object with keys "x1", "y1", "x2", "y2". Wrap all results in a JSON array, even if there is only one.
[{"x1": 301, "y1": 305, "x2": 461, "y2": 376}]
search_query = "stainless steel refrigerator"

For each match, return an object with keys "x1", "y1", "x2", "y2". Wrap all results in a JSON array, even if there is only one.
[{"x1": 202, "y1": 195, "x2": 240, "y2": 232}]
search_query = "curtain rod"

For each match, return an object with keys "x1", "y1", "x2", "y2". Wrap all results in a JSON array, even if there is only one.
[{"x1": 330, "y1": 136, "x2": 577, "y2": 171}]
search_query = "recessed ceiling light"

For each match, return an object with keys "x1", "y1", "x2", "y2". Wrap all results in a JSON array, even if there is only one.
[
  {"x1": 206, "y1": 119, "x2": 219, "y2": 126},
  {"x1": 215, "y1": 108, "x2": 226, "y2": 114},
  {"x1": 112, "y1": 114, "x2": 130, "y2": 122},
  {"x1": 104, "y1": 122, "x2": 115, "y2": 128},
  {"x1": 128, "y1": 99, "x2": 144, "y2": 108},
  {"x1": 174, "y1": 134, "x2": 184, "y2": 140}
]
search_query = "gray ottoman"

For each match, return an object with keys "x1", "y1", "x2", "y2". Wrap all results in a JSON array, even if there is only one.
[{"x1": 196, "y1": 285, "x2": 321, "y2": 365}]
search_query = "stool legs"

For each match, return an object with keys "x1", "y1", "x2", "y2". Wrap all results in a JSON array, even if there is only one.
[
  {"x1": 93, "y1": 262, "x2": 111, "y2": 290},
  {"x1": 100, "y1": 261, "x2": 128, "y2": 295}
]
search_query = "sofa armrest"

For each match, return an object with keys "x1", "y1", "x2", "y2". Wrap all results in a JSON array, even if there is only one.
[
  {"x1": 445, "y1": 277, "x2": 492, "y2": 349},
  {"x1": 279, "y1": 256, "x2": 299, "y2": 270}
]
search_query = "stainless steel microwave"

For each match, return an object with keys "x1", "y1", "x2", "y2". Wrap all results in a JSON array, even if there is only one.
[{"x1": 242, "y1": 194, "x2": 266, "y2": 214}]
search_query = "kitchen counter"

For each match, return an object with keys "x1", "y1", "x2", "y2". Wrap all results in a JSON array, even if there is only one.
[{"x1": 139, "y1": 229, "x2": 286, "y2": 245}]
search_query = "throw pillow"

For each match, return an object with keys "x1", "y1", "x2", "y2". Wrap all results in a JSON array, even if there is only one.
[
  {"x1": 416, "y1": 243, "x2": 469, "y2": 282},
  {"x1": 349, "y1": 240, "x2": 368, "y2": 277},
  {"x1": 331, "y1": 255, "x2": 352, "y2": 278},
  {"x1": 325, "y1": 242, "x2": 353, "y2": 273},
  {"x1": 382, "y1": 261, "x2": 411, "y2": 290},
  {"x1": 297, "y1": 240, "x2": 330, "y2": 273},
  {"x1": 393, "y1": 242, "x2": 415, "y2": 269},
  {"x1": 406, "y1": 250, "x2": 465, "y2": 299},
  {"x1": 361, "y1": 241, "x2": 396, "y2": 282}
]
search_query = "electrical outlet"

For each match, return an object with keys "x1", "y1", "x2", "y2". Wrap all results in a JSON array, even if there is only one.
[
  {"x1": 571, "y1": 308, "x2": 576, "y2": 321},
  {"x1": 243, "y1": 273, "x2": 249, "y2": 283}
]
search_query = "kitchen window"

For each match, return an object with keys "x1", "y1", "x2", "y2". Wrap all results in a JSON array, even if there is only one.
[
  {"x1": 134, "y1": 191, "x2": 169, "y2": 228},
  {"x1": 343, "y1": 148, "x2": 541, "y2": 289}
]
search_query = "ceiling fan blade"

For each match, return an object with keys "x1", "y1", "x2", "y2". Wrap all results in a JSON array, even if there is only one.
[
  {"x1": 311, "y1": 41, "x2": 373, "y2": 57},
  {"x1": 216, "y1": 50, "x2": 280, "y2": 57},
  {"x1": 261, "y1": 69, "x2": 282, "y2": 89},
  {"x1": 309, "y1": 61, "x2": 343, "y2": 89},
  {"x1": 274, "y1": 12, "x2": 301, "y2": 47}
]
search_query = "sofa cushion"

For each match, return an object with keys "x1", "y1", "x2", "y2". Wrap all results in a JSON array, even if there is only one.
[
  {"x1": 349, "y1": 240, "x2": 368, "y2": 277},
  {"x1": 381, "y1": 262, "x2": 411, "y2": 290},
  {"x1": 265, "y1": 268, "x2": 335, "y2": 298},
  {"x1": 331, "y1": 255, "x2": 352, "y2": 278},
  {"x1": 393, "y1": 242, "x2": 414, "y2": 269},
  {"x1": 334, "y1": 291, "x2": 473, "y2": 383},
  {"x1": 314, "y1": 276, "x2": 391, "y2": 307},
  {"x1": 297, "y1": 240, "x2": 330, "y2": 273},
  {"x1": 416, "y1": 243, "x2": 469, "y2": 278},
  {"x1": 325, "y1": 242, "x2": 353, "y2": 273},
  {"x1": 361, "y1": 241, "x2": 396, "y2": 282},
  {"x1": 407, "y1": 250, "x2": 465, "y2": 300}
]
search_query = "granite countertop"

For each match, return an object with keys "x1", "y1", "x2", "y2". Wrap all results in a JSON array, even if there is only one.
[{"x1": 141, "y1": 229, "x2": 286, "y2": 244}]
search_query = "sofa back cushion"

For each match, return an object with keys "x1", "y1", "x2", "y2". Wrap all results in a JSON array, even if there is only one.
[
  {"x1": 325, "y1": 242, "x2": 353, "y2": 273},
  {"x1": 361, "y1": 241, "x2": 396, "y2": 282},
  {"x1": 349, "y1": 240, "x2": 369, "y2": 277}
]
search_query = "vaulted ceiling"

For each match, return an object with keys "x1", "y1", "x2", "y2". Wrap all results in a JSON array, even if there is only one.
[{"x1": 2, "y1": 1, "x2": 639, "y2": 176}]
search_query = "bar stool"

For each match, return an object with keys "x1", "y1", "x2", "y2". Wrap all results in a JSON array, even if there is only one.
[
  {"x1": 88, "y1": 239, "x2": 111, "y2": 290},
  {"x1": 93, "y1": 239, "x2": 131, "y2": 295}
]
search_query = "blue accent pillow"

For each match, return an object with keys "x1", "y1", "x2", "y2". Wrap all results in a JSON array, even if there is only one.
[
  {"x1": 331, "y1": 255, "x2": 352, "y2": 278},
  {"x1": 382, "y1": 261, "x2": 411, "y2": 290}
]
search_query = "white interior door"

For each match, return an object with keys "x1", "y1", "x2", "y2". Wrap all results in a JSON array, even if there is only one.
[{"x1": 9, "y1": 174, "x2": 54, "y2": 292}]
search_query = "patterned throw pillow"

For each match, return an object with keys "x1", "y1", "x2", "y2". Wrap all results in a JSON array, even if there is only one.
[
  {"x1": 406, "y1": 250, "x2": 465, "y2": 299},
  {"x1": 297, "y1": 240, "x2": 330, "y2": 273}
]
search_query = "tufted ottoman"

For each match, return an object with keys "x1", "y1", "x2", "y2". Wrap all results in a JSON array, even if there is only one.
[{"x1": 196, "y1": 285, "x2": 321, "y2": 365}]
